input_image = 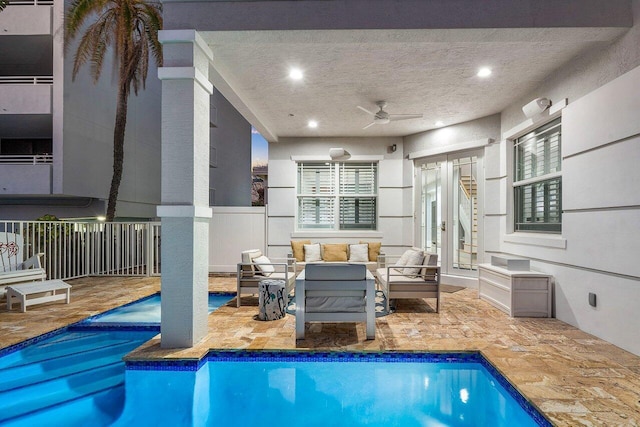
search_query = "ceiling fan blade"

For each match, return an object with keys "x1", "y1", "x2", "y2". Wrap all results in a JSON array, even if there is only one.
[
  {"x1": 362, "y1": 121, "x2": 376, "y2": 130},
  {"x1": 389, "y1": 114, "x2": 423, "y2": 121},
  {"x1": 357, "y1": 106, "x2": 376, "y2": 116}
]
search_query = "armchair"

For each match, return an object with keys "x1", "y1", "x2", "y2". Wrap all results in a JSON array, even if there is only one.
[
  {"x1": 295, "y1": 263, "x2": 375, "y2": 340},
  {"x1": 236, "y1": 249, "x2": 296, "y2": 307}
]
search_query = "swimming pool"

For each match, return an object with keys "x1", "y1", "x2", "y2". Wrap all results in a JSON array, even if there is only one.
[
  {"x1": 82, "y1": 292, "x2": 234, "y2": 325},
  {"x1": 120, "y1": 351, "x2": 551, "y2": 427},
  {"x1": 0, "y1": 292, "x2": 551, "y2": 426},
  {"x1": 0, "y1": 329, "x2": 156, "y2": 426}
]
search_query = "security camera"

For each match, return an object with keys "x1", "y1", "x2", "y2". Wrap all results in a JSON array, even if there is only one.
[{"x1": 522, "y1": 98, "x2": 551, "y2": 119}]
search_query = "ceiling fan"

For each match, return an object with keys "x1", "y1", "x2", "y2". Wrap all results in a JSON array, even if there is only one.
[{"x1": 357, "y1": 101, "x2": 423, "y2": 129}]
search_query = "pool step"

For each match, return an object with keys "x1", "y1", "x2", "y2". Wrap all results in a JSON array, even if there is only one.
[
  {"x1": 0, "y1": 362, "x2": 125, "y2": 422},
  {"x1": 0, "y1": 339, "x2": 139, "y2": 392},
  {"x1": 0, "y1": 333, "x2": 109, "y2": 369}
]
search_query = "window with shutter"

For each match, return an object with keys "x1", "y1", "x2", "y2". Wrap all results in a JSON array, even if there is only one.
[
  {"x1": 297, "y1": 162, "x2": 378, "y2": 230},
  {"x1": 513, "y1": 118, "x2": 562, "y2": 233}
]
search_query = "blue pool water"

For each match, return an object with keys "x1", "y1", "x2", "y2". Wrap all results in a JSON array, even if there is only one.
[
  {"x1": 120, "y1": 352, "x2": 551, "y2": 427},
  {"x1": 0, "y1": 292, "x2": 551, "y2": 427},
  {"x1": 83, "y1": 293, "x2": 233, "y2": 325},
  {"x1": 0, "y1": 329, "x2": 156, "y2": 426}
]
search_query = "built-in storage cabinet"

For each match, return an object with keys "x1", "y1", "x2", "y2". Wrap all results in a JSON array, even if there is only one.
[{"x1": 478, "y1": 260, "x2": 552, "y2": 318}]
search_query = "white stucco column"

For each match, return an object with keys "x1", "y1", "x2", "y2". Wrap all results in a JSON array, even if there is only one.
[{"x1": 157, "y1": 30, "x2": 213, "y2": 348}]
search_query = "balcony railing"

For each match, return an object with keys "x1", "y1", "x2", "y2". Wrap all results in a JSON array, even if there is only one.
[
  {"x1": 0, "y1": 155, "x2": 53, "y2": 165},
  {"x1": 0, "y1": 76, "x2": 53, "y2": 85},
  {"x1": 0, "y1": 221, "x2": 161, "y2": 281},
  {"x1": 3, "y1": 0, "x2": 54, "y2": 5}
]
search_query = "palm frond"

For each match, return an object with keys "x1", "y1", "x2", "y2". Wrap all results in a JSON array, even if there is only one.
[{"x1": 0, "y1": 0, "x2": 8, "y2": 13}]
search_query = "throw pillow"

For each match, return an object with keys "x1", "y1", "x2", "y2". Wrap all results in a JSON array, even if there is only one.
[
  {"x1": 304, "y1": 243, "x2": 322, "y2": 262},
  {"x1": 393, "y1": 249, "x2": 416, "y2": 272},
  {"x1": 322, "y1": 243, "x2": 348, "y2": 261},
  {"x1": 360, "y1": 241, "x2": 381, "y2": 262},
  {"x1": 349, "y1": 244, "x2": 369, "y2": 262},
  {"x1": 291, "y1": 240, "x2": 311, "y2": 262},
  {"x1": 253, "y1": 255, "x2": 275, "y2": 276},
  {"x1": 402, "y1": 250, "x2": 425, "y2": 277}
]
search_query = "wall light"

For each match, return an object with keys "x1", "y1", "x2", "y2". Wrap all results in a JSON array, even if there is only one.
[
  {"x1": 522, "y1": 97, "x2": 551, "y2": 118},
  {"x1": 308, "y1": 120, "x2": 318, "y2": 128},
  {"x1": 435, "y1": 121, "x2": 444, "y2": 127},
  {"x1": 329, "y1": 148, "x2": 345, "y2": 159}
]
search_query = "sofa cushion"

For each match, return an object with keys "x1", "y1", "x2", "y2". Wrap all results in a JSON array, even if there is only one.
[
  {"x1": 420, "y1": 252, "x2": 439, "y2": 279},
  {"x1": 393, "y1": 249, "x2": 417, "y2": 272},
  {"x1": 241, "y1": 249, "x2": 262, "y2": 276},
  {"x1": 306, "y1": 296, "x2": 365, "y2": 313},
  {"x1": 253, "y1": 255, "x2": 274, "y2": 276},
  {"x1": 360, "y1": 241, "x2": 381, "y2": 262},
  {"x1": 349, "y1": 244, "x2": 369, "y2": 262},
  {"x1": 322, "y1": 244, "x2": 348, "y2": 261},
  {"x1": 402, "y1": 250, "x2": 425, "y2": 277},
  {"x1": 305, "y1": 263, "x2": 367, "y2": 281},
  {"x1": 304, "y1": 244, "x2": 322, "y2": 262},
  {"x1": 291, "y1": 240, "x2": 311, "y2": 262}
]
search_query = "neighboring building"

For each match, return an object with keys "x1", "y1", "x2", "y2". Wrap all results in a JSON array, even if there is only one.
[
  {"x1": 0, "y1": 0, "x2": 161, "y2": 220},
  {"x1": 159, "y1": 0, "x2": 640, "y2": 357},
  {"x1": 0, "y1": 1, "x2": 252, "y2": 219}
]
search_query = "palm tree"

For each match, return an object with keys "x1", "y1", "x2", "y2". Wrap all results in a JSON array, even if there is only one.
[{"x1": 65, "y1": 0, "x2": 162, "y2": 221}]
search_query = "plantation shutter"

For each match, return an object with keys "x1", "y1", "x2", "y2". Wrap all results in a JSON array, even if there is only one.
[
  {"x1": 297, "y1": 163, "x2": 335, "y2": 229},
  {"x1": 514, "y1": 118, "x2": 562, "y2": 232},
  {"x1": 339, "y1": 163, "x2": 377, "y2": 230}
]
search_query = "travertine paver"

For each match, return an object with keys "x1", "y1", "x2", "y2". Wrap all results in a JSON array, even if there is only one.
[{"x1": 1, "y1": 275, "x2": 639, "y2": 425}]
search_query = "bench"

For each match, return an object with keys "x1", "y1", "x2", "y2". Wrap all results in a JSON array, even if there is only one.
[{"x1": 6, "y1": 280, "x2": 71, "y2": 312}]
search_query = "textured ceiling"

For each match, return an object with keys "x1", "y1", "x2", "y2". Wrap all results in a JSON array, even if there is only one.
[{"x1": 202, "y1": 28, "x2": 625, "y2": 141}]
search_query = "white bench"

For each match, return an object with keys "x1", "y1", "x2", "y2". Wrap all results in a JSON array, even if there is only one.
[{"x1": 6, "y1": 280, "x2": 71, "y2": 312}]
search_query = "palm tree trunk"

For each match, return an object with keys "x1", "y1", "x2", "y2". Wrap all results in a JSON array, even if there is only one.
[{"x1": 106, "y1": 80, "x2": 130, "y2": 221}]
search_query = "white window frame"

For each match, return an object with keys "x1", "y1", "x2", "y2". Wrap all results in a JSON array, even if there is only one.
[
  {"x1": 296, "y1": 161, "x2": 378, "y2": 231},
  {"x1": 513, "y1": 117, "x2": 562, "y2": 233}
]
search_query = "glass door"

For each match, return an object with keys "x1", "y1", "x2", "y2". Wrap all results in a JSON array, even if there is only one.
[{"x1": 417, "y1": 150, "x2": 482, "y2": 277}]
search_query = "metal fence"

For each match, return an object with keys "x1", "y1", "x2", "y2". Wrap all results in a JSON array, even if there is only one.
[{"x1": 0, "y1": 221, "x2": 161, "y2": 280}]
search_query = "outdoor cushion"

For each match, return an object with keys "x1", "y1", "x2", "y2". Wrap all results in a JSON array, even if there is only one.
[
  {"x1": 322, "y1": 244, "x2": 348, "y2": 261},
  {"x1": 349, "y1": 244, "x2": 369, "y2": 262},
  {"x1": 420, "y1": 252, "x2": 439, "y2": 279},
  {"x1": 360, "y1": 241, "x2": 381, "y2": 261},
  {"x1": 393, "y1": 249, "x2": 417, "y2": 272},
  {"x1": 253, "y1": 255, "x2": 275, "y2": 276},
  {"x1": 304, "y1": 244, "x2": 322, "y2": 262},
  {"x1": 241, "y1": 249, "x2": 262, "y2": 276},
  {"x1": 402, "y1": 250, "x2": 425, "y2": 277},
  {"x1": 291, "y1": 240, "x2": 311, "y2": 262}
]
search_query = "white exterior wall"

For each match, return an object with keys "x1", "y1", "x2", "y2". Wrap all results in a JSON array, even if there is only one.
[
  {"x1": 208, "y1": 206, "x2": 266, "y2": 272},
  {"x1": 267, "y1": 137, "x2": 408, "y2": 258},
  {"x1": 487, "y1": 2, "x2": 640, "y2": 355}
]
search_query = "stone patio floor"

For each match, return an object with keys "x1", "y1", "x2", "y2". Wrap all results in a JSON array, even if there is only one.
[{"x1": 0, "y1": 275, "x2": 639, "y2": 425}]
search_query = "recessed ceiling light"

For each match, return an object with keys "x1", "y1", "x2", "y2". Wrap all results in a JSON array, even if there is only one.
[
  {"x1": 477, "y1": 67, "x2": 492, "y2": 78},
  {"x1": 435, "y1": 121, "x2": 444, "y2": 127},
  {"x1": 308, "y1": 120, "x2": 318, "y2": 128},
  {"x1": 289, "y1": 68, "x2": 303, "y2": 80}
]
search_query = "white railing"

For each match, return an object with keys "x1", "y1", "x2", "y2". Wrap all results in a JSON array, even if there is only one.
[
  {"x1": 0, "y1": 76, "x2": 53, "y2": 85},
  {"x1": 0, "y1": 221, "x2": 161, "y2": 280},
  {"x1": 3, "y1": 0, "x2": 54, "y2": 5},
  {"x1": 0, "y1": 155, "x2": 53, "y2": 165}
]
